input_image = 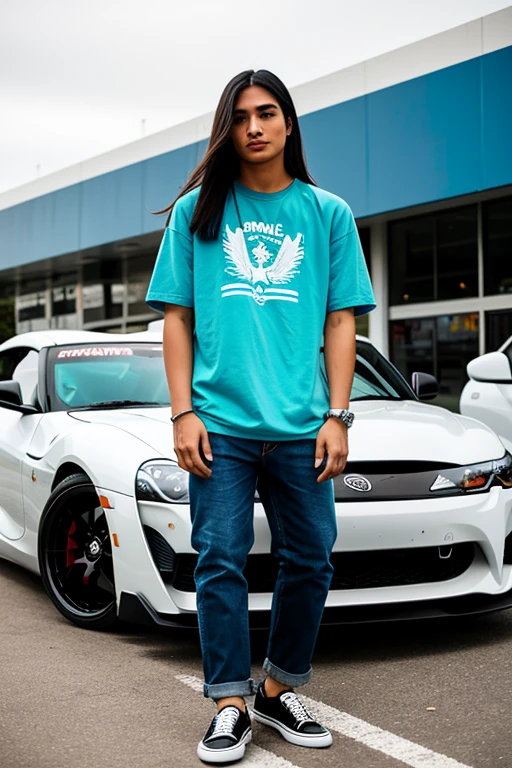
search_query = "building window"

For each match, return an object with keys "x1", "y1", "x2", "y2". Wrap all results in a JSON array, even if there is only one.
[
  {"x1": 83, "y1": 259, "x2": 124, "y2": 324},
  {"x1": 51, "y1": 274, "x2": 78, "y2": 329},
  {"x1": 389, "y1": 217, "x2": 434, "y2": 304},
  {"x1": 390, "y1": 312, "x2": 479, "y2": 412},
  {"x1": 127, "y1": 255, "x2": 160, "y2": 318},
  {"x1": 389, "y1": 206, "x2": 478, "y2": 305},
  {"x1": 355, "y1": 227, "x2": 371, "y2": 338},
  {"x1": 483, "y1": 196, "x2": 512, "y2": 297},
  {"x1": 485, "y1": 309, "x2": 512, "y2": 352},
  {"x1": 16, "y1": 278, "x2": 48, "y2": 333}
]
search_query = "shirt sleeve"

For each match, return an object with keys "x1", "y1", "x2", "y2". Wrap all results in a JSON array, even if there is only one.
[
  {"x1": 145, "y1": 202, "x2": 194, "y2": 313},
  {"x1": 327, "y1": 204, "x2": 376, "y2": 316}
]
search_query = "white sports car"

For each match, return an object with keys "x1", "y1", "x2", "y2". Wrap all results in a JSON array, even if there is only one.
[
  {"x1": 0, "y1": 329, "x2": 511, "y2": 631},
  {"x1": 460, "y1": 335, "x2": 512, "y2": 454}
]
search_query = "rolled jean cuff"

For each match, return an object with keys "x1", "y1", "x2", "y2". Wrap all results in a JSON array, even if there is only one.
[
  {"x1": 263, "y1": 658, "x2": 312, "y2": 687},
  {"x1": 204, "y1": 678, "x2": 256, "y2": 700}
]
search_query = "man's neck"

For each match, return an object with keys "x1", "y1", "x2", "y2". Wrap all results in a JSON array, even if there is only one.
[{"x1": 237, "y1": 156, "x2": 294, "y2": 194}]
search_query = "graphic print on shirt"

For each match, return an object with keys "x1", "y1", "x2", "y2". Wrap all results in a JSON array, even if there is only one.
[{"x1": 221, "y1": 222, "x2": 304, "y2": 306}]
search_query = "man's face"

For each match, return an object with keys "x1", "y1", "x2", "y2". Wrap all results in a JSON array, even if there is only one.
[{"x1": 231, "y1": 85, "x2": 292, "y2": 166}]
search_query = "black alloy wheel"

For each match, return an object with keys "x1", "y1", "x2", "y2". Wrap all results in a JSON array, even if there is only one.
[{"x1": 38, "y1": 473, "x2": 118, "y2": 630}]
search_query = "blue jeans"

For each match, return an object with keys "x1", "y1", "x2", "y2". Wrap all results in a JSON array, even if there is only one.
[{"x1": 188, "y1": 432, "x2": 337, "y2": 700}]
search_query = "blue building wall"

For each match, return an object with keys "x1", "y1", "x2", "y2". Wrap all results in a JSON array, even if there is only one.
[{"x1": 1, "y1": 46, "x2": 511, "y2": 272}]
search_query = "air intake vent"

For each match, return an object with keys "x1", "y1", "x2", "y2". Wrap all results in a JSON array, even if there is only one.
[
  {"x1": 143, "y1": 525, "x2": 176, "y2": 572},
  {"x1": 172, "y1": 543, "x2": 475, "y2": 593}
]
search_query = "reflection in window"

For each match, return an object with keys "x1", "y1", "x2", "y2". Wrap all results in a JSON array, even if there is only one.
[
  {"x1": 390, "y1": 317, "x2": 435, "y2": 382},
  {"x1": 51, "y1": 283, "x2": 77, "y2": 329},
  {"x1": 436, "y1": 207, "x2": 478, "y2": 300},
  {"x1": 436, "y1": 313, "x2": 479, "y2": 412},
  {"x1": 16, "y1": 284, "x2": 48, "y2": 333},
  {"x1": 52, "y1": 285, "x2": 76, "y2": 316},
  {"x1": 355, "y1": 314, "x2": 369, "y2": 339},
  {"x1": 484, "y1": 196, "x2": 512, "y2": 297},
  {"x1": 358, "y1": 227, "x2": 371, "y2": 277},
  {"x1": 389, "y1": 217, "x2": 434, "y2": 304},
  {"x1": 0, "y1": 291, "x2": 15, "y2": 344},
  {"x1": 83, "y1": 258, "x2": 124, "y2": 323},
  {"x1": 389, "y1": 206, "x2": 478, "y2": 305},
  {"x1": 390, "y1": 313, "x2": 479, "y2": 412},
  {"x1": 351, "y1": 357, "x2": 400, "y2": 400},
  {"x1": 485, "y1": 310, "x2": 512, "y2": 352},
  {"x1": 127, "y1": 255, "x2": 160, "y2": 317}
]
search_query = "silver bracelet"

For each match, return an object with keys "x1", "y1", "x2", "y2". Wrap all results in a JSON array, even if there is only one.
[{"x1": 170, "y1": 409, "x2": 194, "y2": 424}]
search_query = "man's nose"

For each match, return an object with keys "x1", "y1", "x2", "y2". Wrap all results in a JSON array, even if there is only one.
[{"x1": 247, "y1": 116, "x2": 262, "y2": 136}]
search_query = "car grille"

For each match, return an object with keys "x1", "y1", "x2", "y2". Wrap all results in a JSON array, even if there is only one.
[
  {"x1": 169, "y1": 543, "x2": 475, "y2": 593},
  {"x1": 333, "y1": 461, "x2": 467, "y2": 501}
]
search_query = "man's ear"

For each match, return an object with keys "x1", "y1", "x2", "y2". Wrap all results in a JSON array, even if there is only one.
[{"x1": 286, "y1": 116, "x2": 293, "y2": 136}]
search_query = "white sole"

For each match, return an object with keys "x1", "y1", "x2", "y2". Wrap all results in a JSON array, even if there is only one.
[
  {"x1": 197, "y1": 728, "x2": 252, "y2": 764},
  {"x1": 252, "y1": 709, "x2": 333, "y2": 748}
]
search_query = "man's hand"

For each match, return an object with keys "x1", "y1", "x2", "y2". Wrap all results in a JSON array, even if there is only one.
[
  {"x1": 315, "y1": 418, "x2": 348, "y2": 483},
  {"x1": 173, "y1": 412, "x2": 213, "y2": 478}
]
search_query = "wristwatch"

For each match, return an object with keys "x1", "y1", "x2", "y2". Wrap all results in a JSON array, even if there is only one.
[{"x1": 324, "y1": 408, "x2": 354, "y2": 428}]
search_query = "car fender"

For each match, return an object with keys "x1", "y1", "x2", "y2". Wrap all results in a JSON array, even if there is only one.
[{"x1": 43, "y1": 421, "x2": 165, "y2": 497}]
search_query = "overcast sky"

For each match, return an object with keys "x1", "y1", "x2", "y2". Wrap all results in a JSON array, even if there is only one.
[{"x1": 1, "y1": 0, "x2": 510, "y2": 194}]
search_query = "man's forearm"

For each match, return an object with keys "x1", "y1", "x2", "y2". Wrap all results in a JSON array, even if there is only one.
[
  {"x1": 163, "y1": 304, "x2": 195, "y2": 414},
  {"x1": 323, "y1": 308, "x2": 356, "y2": 409}
]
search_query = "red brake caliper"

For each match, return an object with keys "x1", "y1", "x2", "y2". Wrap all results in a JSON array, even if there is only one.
[{"x1": 66, "y1": 520, "x2": 78, "y2": 567}]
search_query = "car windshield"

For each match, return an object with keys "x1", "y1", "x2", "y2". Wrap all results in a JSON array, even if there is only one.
[
  {"x1": 348, "y1": 341, "x2": 413, "y2": 401},
  {"x1": 47, "y1": 339, "x2": 414, "y2": 412},
  {"x1": 47, "y1": 343, "x2": 170, "y2": 411}
]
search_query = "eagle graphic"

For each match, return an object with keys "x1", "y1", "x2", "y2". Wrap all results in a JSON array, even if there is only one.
[{"x1": 222, "y1": 226, "x2": 304, "y2": 291}]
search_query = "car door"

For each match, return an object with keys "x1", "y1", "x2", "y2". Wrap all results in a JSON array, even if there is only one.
[{"x1": 0, "y1": 347, "x2": 42, "y2": 540}]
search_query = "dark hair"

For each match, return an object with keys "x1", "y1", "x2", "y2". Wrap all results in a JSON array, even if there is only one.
[{"x1": 154, "y1": 69, "x2": 315, "y2": 240}]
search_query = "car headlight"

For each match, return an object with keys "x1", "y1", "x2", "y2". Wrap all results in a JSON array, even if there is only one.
[
  {"x1": 136, "y1": 460, "x2": 264, "y2": 504},
  {"x1": 136, "y1": 460, "x2": 189, "y2": 504},
  {"x1": 430, "y1": 452, "x2": 512, "y2": 493}
]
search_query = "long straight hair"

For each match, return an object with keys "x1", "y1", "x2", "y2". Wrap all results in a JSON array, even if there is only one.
[{"x1": 154, "y1": 69, "x2": 316, "y2": 240}]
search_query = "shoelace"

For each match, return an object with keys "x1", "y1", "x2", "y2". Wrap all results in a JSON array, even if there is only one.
[
  {"x1": 211, "y1": 706, "x2": 240, "y2": 736},
  {"x1": 281, "y1": 692, "x2": 315, "y2": 724}
]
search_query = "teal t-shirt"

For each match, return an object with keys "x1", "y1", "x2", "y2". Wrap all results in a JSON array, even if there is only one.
[{"x1": 146, "y1": 179, "x2": 376, "y2": 440}]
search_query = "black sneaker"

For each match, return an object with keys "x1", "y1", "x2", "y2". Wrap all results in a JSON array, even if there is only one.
[
  {"x1": 252, "y1": 681, "x2": 332, "y2": 748},
  {"x1": 197, "y1": 705, "x2": 252, "y2": 764}
]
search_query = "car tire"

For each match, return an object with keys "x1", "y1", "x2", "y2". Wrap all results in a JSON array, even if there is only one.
[{"x1": 38, "y1": 472, "x2": 119, "y2": 631}]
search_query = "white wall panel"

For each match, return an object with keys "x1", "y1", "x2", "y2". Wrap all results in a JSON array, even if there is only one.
[{"x1": 483, "y1": 6, "x2": 512, "y2": 54}]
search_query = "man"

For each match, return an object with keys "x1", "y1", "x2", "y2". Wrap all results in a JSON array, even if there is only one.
[{"x1": 146, "y1": 69, "x2": 376, "y2": 764}]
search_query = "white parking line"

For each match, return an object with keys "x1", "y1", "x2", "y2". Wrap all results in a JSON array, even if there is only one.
[
  {"x1": 241, "y1": 745, "x2": 303, "y2": 768},
  {"x1": 301, "y1": 695, "x2": 473, "y2": 768},
  {"x1": 175, "y1": 673, "x2": 204, "y2": 693},
  {"x1": 176, "y1": 674, "x2": 473, "y2": 768}
]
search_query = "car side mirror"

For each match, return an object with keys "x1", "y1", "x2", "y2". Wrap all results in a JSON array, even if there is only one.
[
  {"x1": 0, "y1": 380, "x2": 40, "y2": 414},
  {"x1": 411, "y1": 372, "x2": 439, "y2": 400},
  {"x1": 467, "y1": 352, "x2": 512, "y2": 383}
]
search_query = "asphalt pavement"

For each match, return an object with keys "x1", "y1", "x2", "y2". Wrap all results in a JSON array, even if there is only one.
[{"x1": 1, "y1": 558, "x2": 511, "y2": 768}]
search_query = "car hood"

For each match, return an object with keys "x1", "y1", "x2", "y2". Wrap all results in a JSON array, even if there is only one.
[
  {"x1": 68, "y1": 407, "x2": 176, "y2": 457},
  {"x1": 348, "y1": 400, "x2": 504, "y2": 464},
  {"x1": 69, "y1": 400, "x2": 505, "y2": 465}
]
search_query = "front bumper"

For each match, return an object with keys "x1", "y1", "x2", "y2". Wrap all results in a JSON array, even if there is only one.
[
  {"x1": 117, "y1": 585, "x2": 512, "y2": 628},
  {"x1": 98, "y1": 485, "x2": 512, "y2": 627}
]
